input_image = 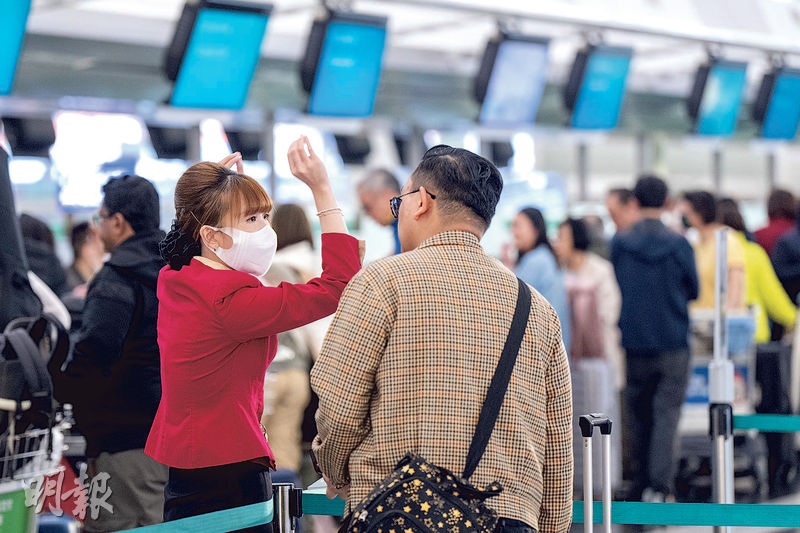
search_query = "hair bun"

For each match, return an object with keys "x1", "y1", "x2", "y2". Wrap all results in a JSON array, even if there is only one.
[{"x1": 159, "y1": 220, "x2": 201, "y2": 271}]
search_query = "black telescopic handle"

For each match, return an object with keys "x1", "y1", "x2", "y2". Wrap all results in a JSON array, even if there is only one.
[{"x1": 579, "y1": 413, "x2": 612, "y2": 438}]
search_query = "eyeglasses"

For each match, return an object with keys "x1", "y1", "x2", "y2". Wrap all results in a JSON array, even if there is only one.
[
  {"x1": 91, "y1": 212, "x2": 109, "y2": 225},
  {"x1": 389, "y1": 189, "x2": 437, "y2": 219}
]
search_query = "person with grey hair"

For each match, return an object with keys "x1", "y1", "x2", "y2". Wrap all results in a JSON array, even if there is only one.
[{"x1": 357, "y1": 168, "x2": 402, "y2": 255}]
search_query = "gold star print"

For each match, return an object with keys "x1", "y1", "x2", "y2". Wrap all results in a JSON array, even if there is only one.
[
  {"x1": 377, "y1": 506, "x2": 383, "y2": 513},
  {"x1": 438, "y1": 523, "x2": 445, "y2": 529},
  {"x1": 465, "y1": 521, "x2": 472, "y2": 528},
  {"x1": 420, "y1": 502, "x2": 431, "y2": 513},
  {"x1": 426, "y1": 489, "x2": 433, "y2": 496},
  {"x1": 402, "y1": 465, "x2": 410, "y2": 473},
  {"x1": 452, "y1": 510, "x2": 462, "y2": 519},
  {"x1": 403, "y1": 506, "x2": 411, "y2": 513},
  {"x1": 396, "y1": 491, "x2": 402, "y2": 497},
  {"x1": 405, "y1": 529, "x2": 413, "y2": 533}
]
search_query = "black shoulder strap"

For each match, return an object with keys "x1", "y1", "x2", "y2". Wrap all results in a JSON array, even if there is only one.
[
  {"x1": 4, "y1": 328, "x2": 54, "y2": 408},
  {"x1": 463, "y1": 277, "x2": 532, "y2": 480}
]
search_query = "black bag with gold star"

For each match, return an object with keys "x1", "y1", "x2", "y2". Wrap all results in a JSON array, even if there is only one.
[{"x1": 347, "y1": 279, "x2": 532, "y2": 533}]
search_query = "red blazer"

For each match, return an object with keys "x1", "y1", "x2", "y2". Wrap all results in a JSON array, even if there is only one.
[{"x1": 145, "y1": 233, "x2": 360, "y2": 469}]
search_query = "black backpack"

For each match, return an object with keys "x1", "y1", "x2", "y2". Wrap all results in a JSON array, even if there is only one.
[{"x1": 0, "y1": 314, "x2": 69, "y2": 474}]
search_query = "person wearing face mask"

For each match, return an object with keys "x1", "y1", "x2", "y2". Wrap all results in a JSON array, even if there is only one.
[{"x1": 145, "y1": 139, "x2": 361, "y2": 531}]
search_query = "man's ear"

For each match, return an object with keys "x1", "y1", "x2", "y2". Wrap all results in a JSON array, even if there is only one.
[{"x1": 414, "y1": 186, "x2": 434, "y2": 221}]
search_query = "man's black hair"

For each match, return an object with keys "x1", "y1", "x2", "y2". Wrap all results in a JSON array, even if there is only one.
[
  {"x1": 562, "y1": 217, "x2": 591, "y2": 251},
  {"x1": 19, "y1": 213, "x2": 56, "y2": 251},
  {"x1": 634, "y1": 175, "x2": 668, "y2": 209},
  {"x1": 410, "y1": 145, "x2": 503, "y2": 229},
  {"x1": 102, "y1": 174, "x2": 160, "y2": 232},
  {"x1": 71, "y1": 221, "x2": 92, "y2": 258},
  {"x1": 683, "y1": 190, "x2": 717, "y2": 224},
  {"x1": 608, "y1": 188, "x2": 636, "y2": 205}
]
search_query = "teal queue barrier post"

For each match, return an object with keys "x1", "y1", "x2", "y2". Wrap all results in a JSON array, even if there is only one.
[{"x1": 710, "y1": 228, "x2": 734, "y2": 533}]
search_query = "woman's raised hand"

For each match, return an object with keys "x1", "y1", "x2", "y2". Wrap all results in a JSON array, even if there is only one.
[
  {"x1": 287, "y1": 136, "x2": 330, "y2": 192},
  {"x1": 218, "y1": 152, "x2": 244, "y2": 174}
]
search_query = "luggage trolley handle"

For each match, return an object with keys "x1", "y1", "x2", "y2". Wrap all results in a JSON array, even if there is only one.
[{"x1": 579, "y1": 413, "x2": 613, "y2": 533}]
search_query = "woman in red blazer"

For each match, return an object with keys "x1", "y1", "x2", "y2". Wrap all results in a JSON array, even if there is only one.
[{"x1": 146, "y1": 137, "x2": 361, "y2": 530}]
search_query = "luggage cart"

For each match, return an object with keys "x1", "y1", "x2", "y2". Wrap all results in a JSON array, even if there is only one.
[
  {"x1": 676, "y1": 310, "x2": 765, "y2": 503},
  {"x1": 0, "y1": 398, "x2": 69, "y2": 533}
]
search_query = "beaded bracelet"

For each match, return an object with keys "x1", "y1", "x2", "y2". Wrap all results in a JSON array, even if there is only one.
[{"x1": 317, "y1": 207, "x2": 343, "y2": 217}]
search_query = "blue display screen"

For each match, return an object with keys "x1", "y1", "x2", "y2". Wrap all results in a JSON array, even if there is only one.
[
  {"x1": 572, "y1": 48, "x2": 632, "y2": 130},
  {"x1": 0, "y1": 0, "x2": 31, "y2": 95},
  {"x1": 762, "y1": 69, "x2": 800, "y2": 140},
  {"x1": 171, "y1": 8, "x2": 269, "y2": 109},
  {"x1": 480, "y1": 39, "x2": 549, "y2": 126},
  {"x1": 696, "y1": 63, "x2": 747, "y2": 136},
  {"x1": 309, "y1": 21, "x2": 387, "y2": 117}
]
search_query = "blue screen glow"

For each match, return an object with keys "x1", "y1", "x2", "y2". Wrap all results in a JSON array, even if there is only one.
[
  {"x1": 309, "y1": 21, "x2": 387, "y2": 117},
  {"x1": 0, "y1": 0, "x2": 31, "y2": 95},
  {"x1": 572, "y1": 48, "x2": 631, "y2": 130},
  {"x1": 762, "y1": 70, "x2": 800, "y2": 140},
  {"x1": 171, "y1": 8, "x2": 269, "y2": 109},
  {"x1": 480, "y1": 40, "x2": 549, "y2": 126},
  {"x1": 697, "y1": 63, "x2": 747, "y2": 136}
]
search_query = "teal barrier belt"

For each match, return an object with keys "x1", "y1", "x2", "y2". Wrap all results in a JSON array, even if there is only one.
[
  {"x1": 118, "y1": 500, "x2": 273, "y2": 532},
  {"x1": 734, "y1": 414, "x2": 800, "y2": 433},
  {"x1": 573, "y1": 501, "x2": 800, "y2": 527},
  {"x1": 300, "y1": 494, "x2": 800, "y2": 527}
]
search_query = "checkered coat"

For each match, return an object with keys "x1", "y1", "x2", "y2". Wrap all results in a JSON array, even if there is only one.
[{"x1": 312, "y1": 231, "x2": 573, "y2": 532}]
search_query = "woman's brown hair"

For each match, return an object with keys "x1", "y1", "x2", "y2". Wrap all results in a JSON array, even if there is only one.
[
  {"x1": 272, "y1": 204, "x2": 313, "y2": 251},
  {"x1": 160, "y1": 162, "x2": 273, "y2": 269}
]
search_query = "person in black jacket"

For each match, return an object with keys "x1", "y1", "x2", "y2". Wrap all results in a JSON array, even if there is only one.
[
  {"x1": 610, "y1": 175, "x2": 699, "y2": 503},
  {"x1": 772, "y1": 210, "x2": 800, "y2": 306},
  {"x1": 66, "y1": 174, "x2": 167, "y2": 532}
]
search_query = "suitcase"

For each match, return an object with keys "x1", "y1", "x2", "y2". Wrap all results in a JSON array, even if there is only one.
[{"x1": 579, "y1": 413, "x2": 613, "y2": 533}]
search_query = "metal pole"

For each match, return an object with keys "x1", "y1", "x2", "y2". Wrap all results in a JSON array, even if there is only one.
[
  {"x1": 584, "y1": 436, "x2": 593, "y2": 532},
  {"x1": 712, "y1": 148, "x2": 723, "y2": 193},
  {"x1": 578, "y1": 142, "x2": 588, "y2": 202},
  {"x1": 273, "y1": 484, "x2": 293, "y2": 533},
  {"x1": 263, "y1": 111, "x2": 276, "y2": 201},
  {"x1": 710, "y1": 228, "x2": 734, "y2": 533},
  {"x1": 601, "y1": 433, "x2": 612, "y2": 533},
  {"x1": 766, "y1": 151, "x2": 776, "y2": 191},
  {"x1": 186, "y1": 125, "x2": 201, "y2": 163}
]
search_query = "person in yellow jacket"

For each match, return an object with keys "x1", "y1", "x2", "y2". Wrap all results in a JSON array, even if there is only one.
[{"x1": 717, "y1": 199, "x2": 797, "y2": 342}]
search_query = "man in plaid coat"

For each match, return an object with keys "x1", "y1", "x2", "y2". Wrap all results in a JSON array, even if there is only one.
[{"x1": 312, "y1": 145, "x2": 573, "y2": 533}]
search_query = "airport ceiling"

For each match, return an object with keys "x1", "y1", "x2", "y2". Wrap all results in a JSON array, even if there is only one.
[{"x1": 26, "y1": 0, "x2": 800, "y2": 98}]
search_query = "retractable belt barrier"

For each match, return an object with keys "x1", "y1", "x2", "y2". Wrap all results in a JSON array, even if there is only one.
[
  {"x1": 302, "y1": 494, "x2": 800, "y2": 527},
  {"x1": 117, "y1": 500, "x2": 273, "y2": 532},
  {"x1": 111, "y1": 491, "x2": 800, "y2": 530},
  {"x1": 733, "y1": 414, "x2": 800, "y2": 433}
]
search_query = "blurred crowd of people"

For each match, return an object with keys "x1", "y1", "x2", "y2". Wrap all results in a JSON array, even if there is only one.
[{"x1": 9, "y1": 151, "x2": 800, "y2": 531}]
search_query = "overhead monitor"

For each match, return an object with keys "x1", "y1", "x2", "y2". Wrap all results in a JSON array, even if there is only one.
[
  {"x1": 300, "y1": 11, "x2": 388, "y2": 117},
  {"x1": 687, "y1": 59, "x2": 747, "y2": 136},
  {"x1": 474, "y1": 34, "x2": 550, "y2": 126},
  {"x1": 564, "y1": 45, "x2": 633, "y2": 130},
  {"x1": 1, "y1": 0, "x2": 31, "y2": 95},
  {"x1": 165, "y1": 1, "x2": 271, "y2": 109},
  {"x1": 753, "y1": 67, "x2": 800, "y2": 141}
]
